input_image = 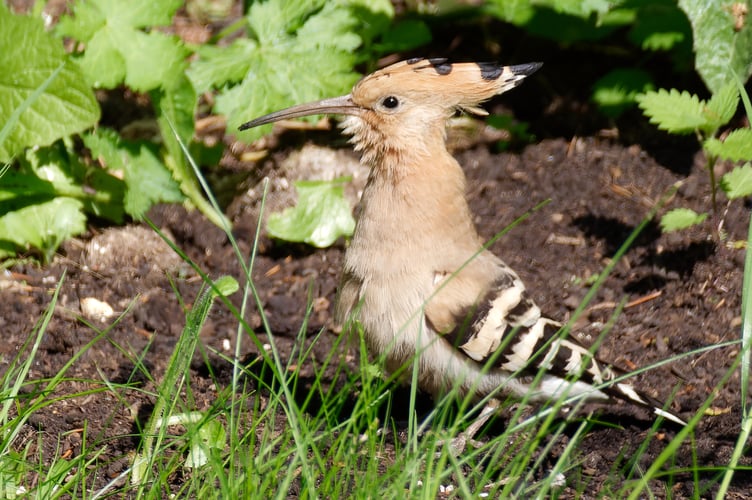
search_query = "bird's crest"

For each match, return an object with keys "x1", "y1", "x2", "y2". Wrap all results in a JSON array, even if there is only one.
[{"x1": 354, "y1": 58, "x2": 542, "y2": 114}]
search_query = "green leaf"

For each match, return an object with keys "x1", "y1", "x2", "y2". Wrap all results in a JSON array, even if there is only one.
[
  {"x1": 705, "y1": 128, "x2": 752, "y2": 161},
  {"x1": 56, "y1": 0, "x2": 188, "y2": 91},
  {"x1": 547, "y1": 0, "x2": 612, "y2": 18},
  {"x1": 592, "y1": 68, "x2": 654, "y2": 117},
  {"x1": 153, "y1": 75, "x2": 197, "y2": 167},
  {"x1": 485, "y1": 0, "x2": 535, "y2": 25},
  {"x1": 721, "y1": 162, "x2": 752, "y2": 199},
  {"x1": 20, "y1": 142, "x2": 126, "y2": 222},
  {"x1": 0, "y1": 5, "x2": 99, "y2": 162},
  {"x1": 152, "y1": 77, "x2": 229, "y2": 228},
  {"x1": 267, "y1": 179, "x2": 355, "y2": 248},
  {"x1": 706, "y1": 81, "x2": 740, "y2": 128},
  {"x1": 122, "y1": 144, "x2": 184, "y2": 218},
  {"x1": 199, "y1": 0, "x2": 391, "y2": 140},
  {"x1": 628, "y1": 3, "x2": 691, "y2": 51},
  {"x1": 660, "y1": 207, "x2": 708, "y2": 232},
  {"x1": 678, "y1": 0, "x2": 752, "y2": 94},
  {"x1": 0, "y1": 197, "x2": 86, "y2": 261},
  {"x1": 84, "y1": 130, "x2": 183, "y2": 219},
  {"x1": 373, "y1": 19, "x2": 432, "y2": 54},
  {"x1": 187, "y1": 39, "x2": 258, "y2": 94},
  {"x1": 636, "y1": 88, "x2": 709, "y2": 134},
  {"x1": 487, "y1": 0, "x2": 624, "y2": 42},
  {"x1": 185, "y1": 420, "x2": 226, "y2": 469},
  {"x1": 213, "y1": 276, "x2": 240, "y2": 297}
]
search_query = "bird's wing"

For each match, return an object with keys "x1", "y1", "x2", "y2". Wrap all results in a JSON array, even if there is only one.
[
  {"x1": 424, "y1": 261, "x2": 685, "y2": 425},
  {"x1": 425, "y1": 262, "x2": 604, "y2": 382}
]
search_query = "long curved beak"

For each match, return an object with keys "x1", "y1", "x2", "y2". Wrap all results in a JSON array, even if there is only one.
[{"x1": 238, "y1": 94, "x2": 360, "y2": 131}]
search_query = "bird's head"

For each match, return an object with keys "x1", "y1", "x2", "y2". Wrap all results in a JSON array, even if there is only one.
[{"x1": 240, "y1": 58, "x2": 541, "y2": 165}]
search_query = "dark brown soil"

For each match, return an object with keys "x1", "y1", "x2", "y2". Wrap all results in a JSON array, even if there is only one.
[{"x1": 2, "y1": 4, "x2": 751, "y2": 498}]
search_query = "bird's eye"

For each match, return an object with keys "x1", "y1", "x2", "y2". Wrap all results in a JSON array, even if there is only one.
[{"x1": 381, "y1": 96, "x2": 400, "y2": 109}]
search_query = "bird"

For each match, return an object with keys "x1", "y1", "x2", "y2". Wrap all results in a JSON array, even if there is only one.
[{"x1": 239, "y1": 58, "x2": 686, "y2": 441}]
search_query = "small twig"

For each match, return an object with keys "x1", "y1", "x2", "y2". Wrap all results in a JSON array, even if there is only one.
[
  {"x1": 625, "y1": 290, "x2": 663, "y2": 308},
  {"x1": 587, "y1": 290, "x2": 662, "y2": 313}
]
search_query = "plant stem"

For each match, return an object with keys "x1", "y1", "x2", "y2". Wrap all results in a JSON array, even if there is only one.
[{"x1": 707, "y1": 154, "x2": 718, "y2": 212}]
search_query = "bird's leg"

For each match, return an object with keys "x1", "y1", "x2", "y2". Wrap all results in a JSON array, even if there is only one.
[{"x1": 445, "y1": 399, "x2": 500, "y2": 455}]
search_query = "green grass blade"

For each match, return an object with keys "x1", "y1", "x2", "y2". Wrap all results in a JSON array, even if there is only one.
[
  {"x1": 714, "y1": 208, "x2": 752, "y2": 499},
  {"x1": 133, "y1": 276, "x2": 238, "y2": 489}
]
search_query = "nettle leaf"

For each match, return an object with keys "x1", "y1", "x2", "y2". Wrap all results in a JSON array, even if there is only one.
[
  {"x1": 267, "y1": 179, "x2": 355, "y2": 248},
  {"x1": 705, "y1": 82, "x2": 740, "y2": 127},
  {"x1": 0, "y1": 197, "x2": 86, "y2": 262},
  {"x1": 188, "y1": 40, "x2": 258, "y2": 94},
  {"x1": 721, "y1": 163, "x2": 752, "y2": 199},
  {"x1": 678, "y1": 0, "x2": 752, "y2": 94},
  {"x1": 636, "y1": 89, "x2": 709, "y2": 134},
  {"x1": 705, "y1": 129, "x2": 752, "y2": 161},
  {"x1": 201, "y1": 0, "x2": 392, "y2": 141},
  {"x1": 56, "y1": 0, "x2": 188, "y2": 91},
  {"x1": 660, "y1": 207, "x2": 708, "y2": 232},
  {"x1": 0, "y1": 5, "x2": 99, "y2": 162}
]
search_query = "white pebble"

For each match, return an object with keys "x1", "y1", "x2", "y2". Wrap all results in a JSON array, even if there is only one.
[{"x1": 80, "y1": 297, "x2": 114, "y2": 322}]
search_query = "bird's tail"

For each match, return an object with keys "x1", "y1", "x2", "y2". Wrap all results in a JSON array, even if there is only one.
[{"x1": 606, "y1": 378, "x2": 686, "y2": 426}]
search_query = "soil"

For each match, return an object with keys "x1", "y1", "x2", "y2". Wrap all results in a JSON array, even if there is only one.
[{"x1": 2, "y1": 4, "x2": 751, "y2": 498}]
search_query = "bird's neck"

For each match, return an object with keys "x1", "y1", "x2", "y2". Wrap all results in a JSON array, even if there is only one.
[{"x1": 354, "y1": 145, "x2": 483, "y2": 253}]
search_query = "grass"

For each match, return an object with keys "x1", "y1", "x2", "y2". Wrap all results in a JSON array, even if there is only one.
[{"x1": 1, "y1": 152, "x2": 750, "y2": 498}]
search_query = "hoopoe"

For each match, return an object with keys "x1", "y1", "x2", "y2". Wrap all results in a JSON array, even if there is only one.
[{"x1": 240, "y1": 58, "x2": 686, "y2": 433}]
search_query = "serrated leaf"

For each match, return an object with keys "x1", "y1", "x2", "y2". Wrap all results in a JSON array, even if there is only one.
[
  {"x1": 705, "y1": 81, "x2": 740, "y2": 127},
  {"x1": 204, "y1": 0, "x2": 390, "y2": 140},
  {"x1": 637, "y1": 88, "x2": 709, "y2": 134},
  {"x1": 721, "y1": 162, "x2": 752, "y2": 199},
  {"x1": 267, "y1": 179, "x2": 355, "y2": 247},
  {"x1": 56, "y1": 0, "x2": 188, "y2": 91},
  {"x1": 660, "y1": 207, "x2": 708, "y2": 232},
  {"x1": 0, "y1": 6, "x2": 99, "y2": 162},
  {"x1": 678, "y1": 0, "x2": 752, "y2": 94},
  {"x1": 187, "y1": 39, "x2": 258, "y2": 93},
  {"x1": 56, "y1": 0, "x2": 182, "y2": 35},
  {"x1": 297, "y1": 5, "x2": 361, "y2": 50},
  {"x1": 705, "y1": 129, "x2": 752, "y2": 161},
  {"x1": 0, "y1": 197, "x2": 86, "y2": 261}
]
